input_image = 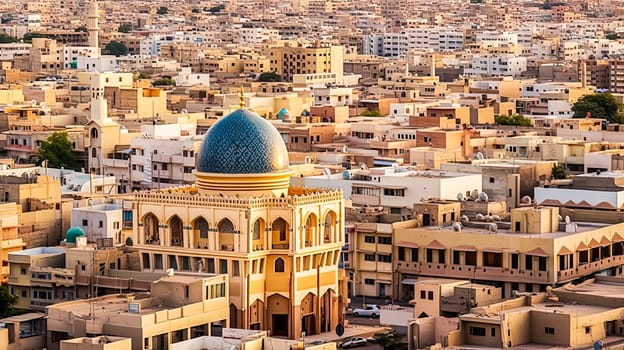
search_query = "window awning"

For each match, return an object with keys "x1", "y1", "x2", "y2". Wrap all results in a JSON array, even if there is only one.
[
  {"x1": 526, "y1": 247, "x2": 548, "y2": 257},
  {"x1": 377, "y1": 280, "x2": 392, "y2": 284},
  {"x1": 453, "y1": 245, "x2": 477, "y2": 252},
  {"x1": 402, "y1": 278, "x2": 418, "y2": 285},
  {"x1": 577, "y1": 241, "x2": 589, "y2": 250},
  {"x1": 588, "y1": 239, "x2": 600, "y2": 248},
  {"x1": 600, "y1": 236, "x2": 611, "y2": 246},
  {"x1": 426, "y1": 240, "x2": 445, "y2": 250},
  {"x1": 557, "y1": 246, "x2": 572, "y2": 255},
  {"x1": 482, "y1": 247, "x2": 503, "y2": 253},
  {"x1": 397, "y1": 241, "x2": 419, "y2": 248},
  {"x1": 381, "y1": 185, "x2": 407, "y2": 189},
  {"x1": 613, "y1": 233, "x2": 624, "y2": 243}
]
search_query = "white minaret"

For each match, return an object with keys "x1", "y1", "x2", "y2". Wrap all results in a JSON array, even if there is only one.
[
  {"x1": 87, "y1": 0, "x2": 99, "y2": 48},
  {"x1": 90, "y1": 74, "x2": 111, "y2": 124}
]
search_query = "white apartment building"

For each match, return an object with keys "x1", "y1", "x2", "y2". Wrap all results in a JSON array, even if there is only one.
[
  {"x1": 464, "y1": 55, "x2": 527, "y2": 77},
  {"x1": 174, "y1": 67, "x2": 210, "y2": 87},
  {"x1": 70, "y1": 203, "x2": 123, "y2": 244},
  {"x1": 238, "y1": 27, "x2": 280, "y2": 44},
  {"x1": 364, "y1": 28, "x2": 464, "y2": 57},
  {"x1": 62, "y1": 46, "x2": 100, "y2": 69},
  {"x1": 311, "y1": 86, "x2": 353, "y2": 106},
  {"x1": 475, "y1": 31, "x2": 519, "y2": 48},
  {"x1": 0, "y1": 43, "x2": 30, "y2": 61}
]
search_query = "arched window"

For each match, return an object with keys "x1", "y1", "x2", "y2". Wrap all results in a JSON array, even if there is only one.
[
  {"x1": 274, "y1": 257, "x2": 285, "y2": 272},
  {"x1": 90, "y1": 128, "x2": 98, "y2": 138},
  {"x1": 194, "y1": 217, "x2": 209, "y2": 238},
  {"x1": 91, "y1": 148, "x2": 97, "y2": 158},
  {"x1": 253, "y1": 219, "x2": 261, "y2": 240},
  {"x1": 144, "y1": 213, "x2": 159, "y2": 244},
  {"x1": 169, "y1": 215, "x2": 183, "y2": 247},
  {"x1": 218, "y1": 219, "x2": 235, "y2": 233},
  {"x1": 272, "y1": 218, "x2": 287, "y2": 241}
]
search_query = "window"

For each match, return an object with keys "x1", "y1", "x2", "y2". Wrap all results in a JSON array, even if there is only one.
[
  {"x1": 470, "y1": 327, "x2": 486, "y2": 336},
  {"x1": 420, "y1": 290, "x2": 426, "y2": 299},
  {"x1": 274, "y1": 257, "x2": 285, "y2": 272},
  {"x1": 411, "y1": 248, "x2": 419, "y2": 262},
  {"x1": 364, "y1": 254, "x2": 375, "y2": 261},
  {"x1": 162, "y1": 163, "x2": 168, "y2": 171},
  {"x1": 511, "y1": 254, "x2": 519, "y2": 269},
  {"x1": 378, "y1": 254, "x2": 391, "y2": 263},
  {"x1": 538, "y1": 256, "x2": 547, "y2": 271},
  {"x1": 378, "y1": 237, "x2": 392, "y2": 245},
  {"x1": 453, "y1": 250, "x2": 460, "y2": 265},
  {"x1": 82, "y1": 219, "x2": 88, "y2": 226},
  {"x1": 364, "y1": 278, "x2": 375, "y2": 285},
  {"x1": 98, "y1": 220, "x2": 103, "y2": 228},
  {"x1": 489, "y1": 177, "x2": 495, "y2": 183},
  {"x1": 364, "y1": 236, "x2": 375, "y2": 243},
  {"x1": 219, "y1": 259, "x2": 228, "y2": 273},
  {"x1": 207, "y1": 259, "x2": 215, "y2": 273},
  {"x1": 491, "y1": 328, "x2": 496, "y2": 337},
  {"x1": 232, "y1": 260, "x2": 240, "y2": 276},
  {"x1": 398, "y1": 247, "x2": 405, "y2": 261},
  {"x1": 426, "y1": 249, "x2": 433, "y2": 263},
  {"x1": 526, "y1": 255, "x2": 533, "y2": 270},
  {"x1": 20, "y1": 267, "x2": 27, "y2": 275},
  {"x1": 545, "y1": 327, "x2": 555, "y2": 335},
  {"x1": 428, "y1": 291, "x2": 434, "y2": 300}
]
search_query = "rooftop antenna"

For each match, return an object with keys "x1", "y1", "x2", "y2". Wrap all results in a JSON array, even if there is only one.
[{"x1": 239, "y1": 85, "x2": 245, "y2": 109}]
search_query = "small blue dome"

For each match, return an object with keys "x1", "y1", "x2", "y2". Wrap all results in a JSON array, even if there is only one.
[
  {"x1": 196, "y1": 109, "x2": 289, "y2": 174},
  {"x1": 66, "y1": 226, "x2": 85, "y2": 243}
]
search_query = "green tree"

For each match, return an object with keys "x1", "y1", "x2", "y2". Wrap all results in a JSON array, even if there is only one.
[
  {"x1": 117, "y1": 23, "x2": 133, "y2": 33},
  {"x1": 258, "y1": 72, "x2": 281, "y2": 82},
  {"x1": 606, "y1": 33, "x2": 619, "y2": 40},
  {"x1": 153, "y1": 77, "x2": 176, "y2": 86},
  {"x1": 0, "y1": 285, "x2": 17, "y2": 317},
  {"x1": 552, "y1": 164, "x2": 567, "y2": 179},
  {"x1": 206, "y1": 4, "x2": 225, "y2": 12},
  {"x1": 103, "y1": 41, "x2": 128, "y2": 56},
  {"x1": 22, "y1": 32, "x2": 47, "y2": 43},
  {"x1": 361, "y1": 109, "x2": 383, "y2": 117},
  {"x1": 0, "y1": 33, "x2": 17, "y2": 43},
  {"x1": 156, "y1": 6, "x2": 168, "y2": 15},
  {"x1": 37, "y1": 132, "x2": 81, "y2": 171},
  {"x1": 572, "y1": 93, "x2": 624, "y2": 124},
  {"x1": 495, "y1": 114, "x2": 533, "y2": 126},
  {"x1": 374, "y1": 330, "x2": 405, "y2": 350},
  {"x1": 137, "y1": 72, "x2": 150, "y2": 80}
]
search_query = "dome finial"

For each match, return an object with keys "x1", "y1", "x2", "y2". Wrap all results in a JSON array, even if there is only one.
[{"x1": 239, "y1": 85, "x2": 245, "y2": 109}]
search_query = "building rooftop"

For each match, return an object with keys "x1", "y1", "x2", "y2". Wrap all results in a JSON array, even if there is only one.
[{"x1": 9, "y1": 247, "x2": 65, "y2": 256}]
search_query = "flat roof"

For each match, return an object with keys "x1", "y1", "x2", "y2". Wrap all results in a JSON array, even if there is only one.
[
  {"x1": 417, "y1": 222, "x2": 601, "y2": 238},
  {"x1": 0, "y1": 312, "x2": 46, "y2": 323},
  {"x1": 10, "y1": 247, "x2": 65, "y2": 256}
]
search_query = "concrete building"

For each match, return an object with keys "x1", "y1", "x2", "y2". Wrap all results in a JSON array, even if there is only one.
[
  {"x1": 70, "y1": 203, "x2": 123, "y2": 244},
  {"x1": 0, "y1": 313, "x2": 47, "y2": 350},
  {"x1": 46, "y1": 273, "x2": 229, "y2": 350},
  {"x1": 267, "y1": 44, "x2": 344, "y2": 83},
  {"x1": 0, "y1": 202, "x2": 23, "y2": 284},
  {"x1": 131, "y1": 105, "x2": 348, "y2": 339},
  {"x1": 395, "y1": 205, "x2": 624, "y2": 300}
]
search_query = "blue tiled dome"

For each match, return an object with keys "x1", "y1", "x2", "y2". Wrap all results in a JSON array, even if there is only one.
[{"x1": 196, "y1": 109, "x2": 289, "y2": 174}]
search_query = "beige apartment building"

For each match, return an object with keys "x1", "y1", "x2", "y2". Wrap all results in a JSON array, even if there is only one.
[
  {"x1": 46, "y1": 274, "x2": 229, "y2": 350},
  {"x1": 394, "y1": 205, "x2": 624, "y2": 300},
  {"x1": 267, "y1": 44, "x2": 344, "y2": 82},
  {"x1": 0, "y1": 202, "x2": 22, "y2": 284}
]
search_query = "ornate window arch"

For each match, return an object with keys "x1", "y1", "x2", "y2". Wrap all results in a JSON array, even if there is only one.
[
  {"x1": 218, "y1": 218, "x2": 235, "y2": 233},
  {"x1": 274, "y1": 257, "x2": 285, "y2": 272}
]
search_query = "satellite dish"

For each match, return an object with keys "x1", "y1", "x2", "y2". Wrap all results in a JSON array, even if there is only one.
[
  {"x1": 30, "y1": 100, "x2": 37, "y2": 107},
  {"x1": 181, "y1": 109, "x2": 188, "y2": 114},
  {"x1": 476, "y1": 213, "x2": 485, "y2": 221},
  {"x1": 343, "y1": 171, "x2": 351, "y2": 180},
  {"x1": 359, "y1": 162, "x2": 368, "y2": 170},
  {"x1": 166, "y1": 268, "x2": 175, "y2": 277},
  {"x1": 475, "y1": 152, "x2": 485, "y2": 160},
  {"x1": 40, "y1": 101, "x2": 46, "y2": 109},
  {"x1": 323, "y1": 168, "x2": 331, "y2": 176},
  {"x1": 460, "y1": 215, "x2": 469, "y2": 223},
  {"x1": 479, "y1": 192, "x2": 489, "y2": 202},
  {"x1": 452, "y1": 222, "x2": 462, "y2": 232},
  {"x1": 457, "y1": 192, "x2": 464, "y2": 201},
  {"x1": 488, "y1": 223, "x2": 498, "y2": 233},
  {"x1": 342, "y1": 145, "x2": 348, "y2": 153}
]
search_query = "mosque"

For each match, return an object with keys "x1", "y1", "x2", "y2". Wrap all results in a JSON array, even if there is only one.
[{"x1": 131, "y1": 97, "x2": 348, "y2": 339}]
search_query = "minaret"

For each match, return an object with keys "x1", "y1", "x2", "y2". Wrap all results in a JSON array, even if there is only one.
[
  {"x1": 90, "y1": 74, "x2": 112, "y2": 124},
  {"x1": 87, "y1": 0, "x2": 99, "y2": 48}
]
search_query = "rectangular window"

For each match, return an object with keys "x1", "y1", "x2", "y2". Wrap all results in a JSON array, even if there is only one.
[
  {"x1": 364, "y1": 278, "x2": 375, "y2": 285},
  {"x1": 154, "y1": 254, "x2": 163, "y2": 270},
  {"x1": 428, "y1": 291, "x2": 434, "y2": 300},
  {"x1": 426, "y1": 249, "x2": 433, "y2": 263},
  {"x1": 398, "y1": 247, "x2": 405, "y2": 261},
  {"x1": 364, "y1": 236, "x2": 375, "y2": 243},
  {"x1": 411, "y1": 248, "x2": 418, "y2": 262},
  {"x1": 82, "y1": 219, "x2": 88, "y2": 226},
  {"x1": 219, "y1": 259, "x2": 228, "y2": 273},
  {"x1": 453, "y1": 250, "x2": 460, "y2": 265},
  {"x1": 511, "y1": 254, "x2": 519, "y2": 269},
  {"x1": 377, "y1": 254, "x2": 391, "y2": 263},
  {"x1": 491, "y1": 328, "x2": 496, "y2": 337},
  {"x1": 208, "y1": 259, "x2": 215, "y2": 273},
  {"x1": 470, "y1": 327, "x2": 486, "y2": 336},
  {"x1": 364, "y1": 254, "x2": 375, "y2": 261},
  {"x1": 438, "y1": 250, "x2": 446, "y2": 264},
  {"x1": 538, "y1": 256, "x2": 547, "y2": 271},
  {"x1": 545, "y1": 327, "x2": 555, "y2": 335},
  {"x1": 526, "y1": 255, "x2": 533, "y2": 270},
  {"x1": 378, "y1": 236, "x2": 392, "y2": 245},
  {"x1": 232, "y1": 260, "x2": 240, "y2": 276}
]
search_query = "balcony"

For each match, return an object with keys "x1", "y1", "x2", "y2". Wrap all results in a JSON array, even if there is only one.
[
  {"x1": 272, "y1": 243, "x2": 289, "y2": 250},
  {"x1": 557, "y1": 255, "x2": 624, "y2": 282},
  {"x1": 399, "y1": 262, "x2": 550, "y2": 284},
  {"x1": 4, "y1": 144, "x2": 32, "y2": 152},
  {"x1": 102, "y1": 158, "x2": 129, "y2": 168},
  {"x1": 220, "y1": 244, "x2": 234, "y2": 251}
]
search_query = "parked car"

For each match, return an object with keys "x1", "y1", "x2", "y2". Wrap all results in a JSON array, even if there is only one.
[
  {"x1": 352, "y1": 304, "x2": 380, "y2": 317},
  {"x1": 340, "y1": 337, "x2": 368, "y2": 348}
]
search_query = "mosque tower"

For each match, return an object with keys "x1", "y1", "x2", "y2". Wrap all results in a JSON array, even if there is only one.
[{"x1": 87, "y1": 0, "x2": 99, "y2": 48}]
